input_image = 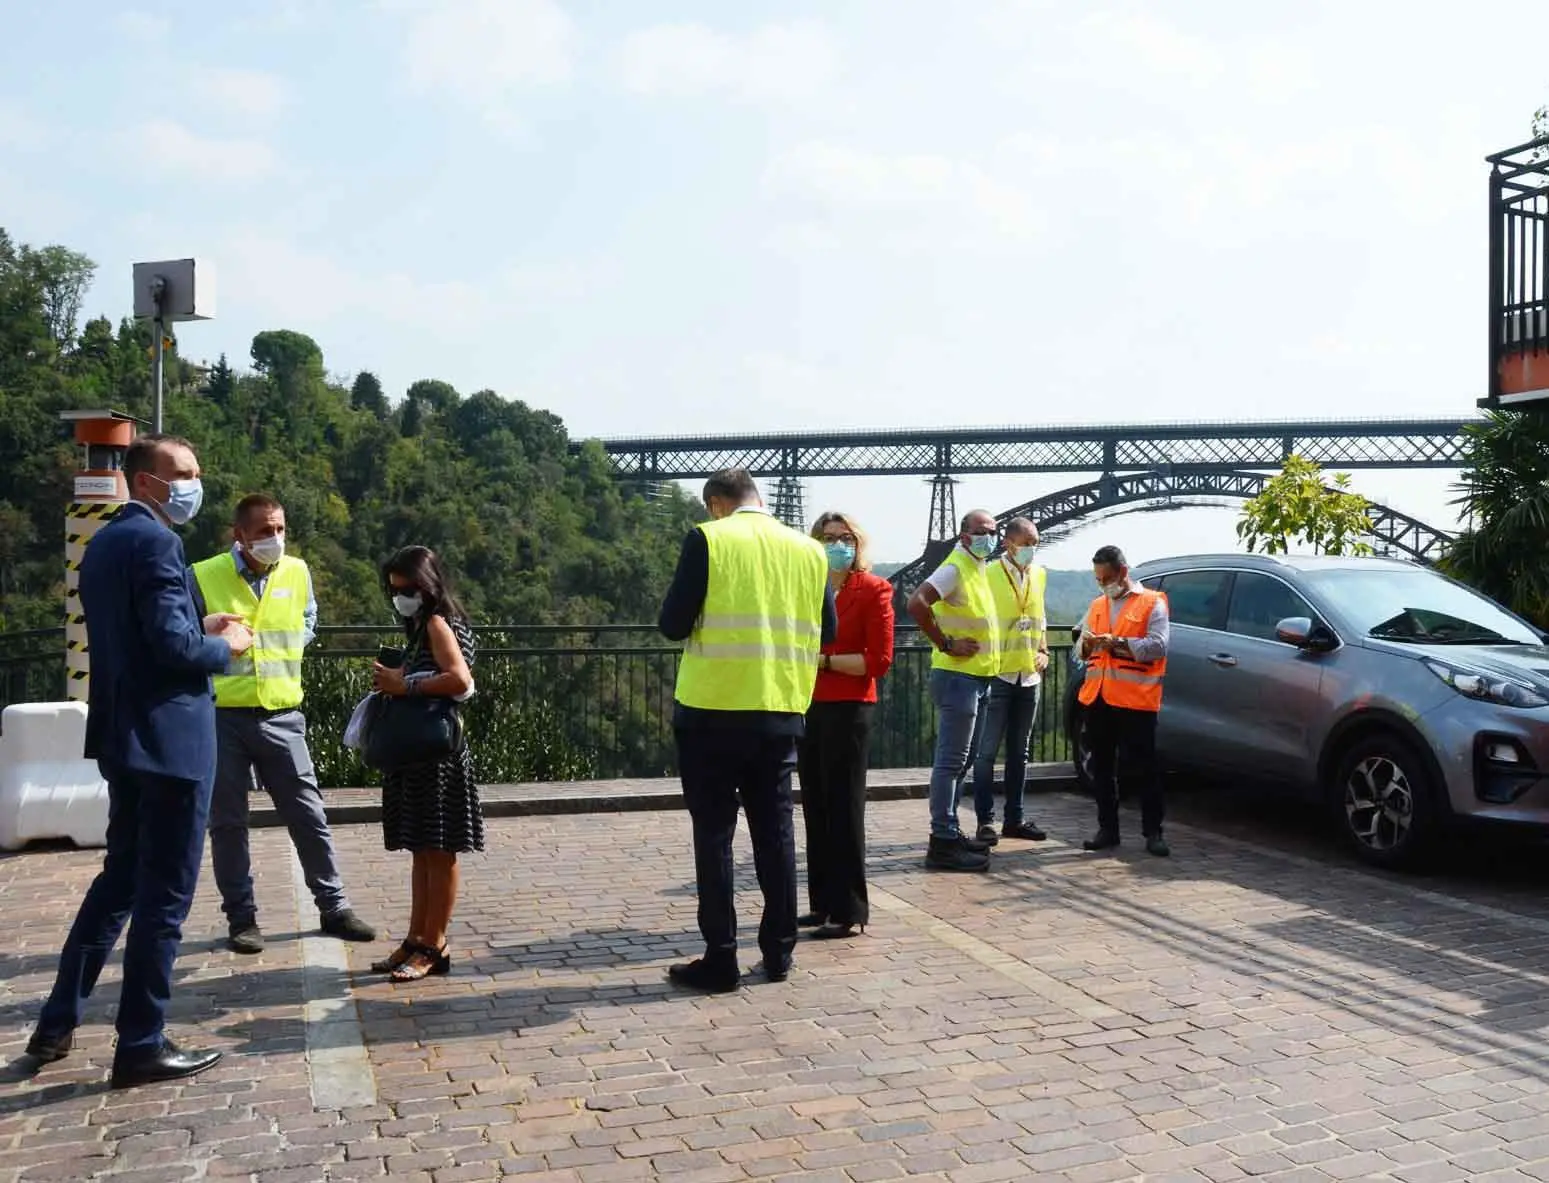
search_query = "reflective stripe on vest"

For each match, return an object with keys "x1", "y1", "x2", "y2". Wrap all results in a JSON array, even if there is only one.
[
  {"x1": 674, "y1": 512, "x2": 828, "y2": 713},
  {"x1": 1076, "y1": 589, "x2": 1167, "y2": 712},
  {"x1": 930, "y1": 547, "x2": 1000, "y2": 677},
  {"x1": 990, "y1": 559, "x2": 1046, "y2": 676},
  {"x1": 192, "y1": 552, "x2": 309, "y2": 710}
]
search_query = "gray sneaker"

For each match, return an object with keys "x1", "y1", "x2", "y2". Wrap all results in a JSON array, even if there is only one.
[{"x1": 227, "y1": 923, "x2": 264, "y2": 955}]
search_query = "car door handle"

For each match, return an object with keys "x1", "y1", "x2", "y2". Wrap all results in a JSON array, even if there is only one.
[{"x1": 1208, "y1": 653, "x2": 1238, "y2": 667}]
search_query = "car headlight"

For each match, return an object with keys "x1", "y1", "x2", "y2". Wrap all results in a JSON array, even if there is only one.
[{"x1": 1424, "y1": 659, "x2": 1549, "y2": 709}]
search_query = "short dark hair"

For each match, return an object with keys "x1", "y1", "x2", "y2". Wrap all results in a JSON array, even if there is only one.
[
  {"x1": 702, "y1": 468, "x2": 759, "y2": 504},
  {"x1": 1092, "y1": 545, "x2": 1127, "y2": 569},
  {"x1": 1004, "y1": 516, "x2": 1037, "y2": 542},
  {"x1": 234, "y1": 493, "x2": 282, "y2": 527},
  {"x1": 122, "y1": 433, "x2": 194, "y2": 487}
]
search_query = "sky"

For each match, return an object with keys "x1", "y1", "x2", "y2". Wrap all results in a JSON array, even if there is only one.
[{"x1": 2, "y1": 0, "x2": 1544, "y2": 567}]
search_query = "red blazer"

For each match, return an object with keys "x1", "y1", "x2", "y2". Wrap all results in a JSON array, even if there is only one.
[{"x1": 813, "y1": 570, "x2": 895, "y2": 704}]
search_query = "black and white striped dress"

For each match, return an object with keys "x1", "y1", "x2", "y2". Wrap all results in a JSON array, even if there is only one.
[{"x1": 381, "y1": 616, "x2": 485, "y2": 854}]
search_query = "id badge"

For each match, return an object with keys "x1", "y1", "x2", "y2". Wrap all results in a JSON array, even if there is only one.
[{"x1": 1015, "y1": 616, "x2": 1033, "y2": 633}]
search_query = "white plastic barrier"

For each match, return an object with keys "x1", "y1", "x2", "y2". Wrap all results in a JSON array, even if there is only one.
[{"x1": 0, "y1": 701, "x2": 108, "y2": 851}]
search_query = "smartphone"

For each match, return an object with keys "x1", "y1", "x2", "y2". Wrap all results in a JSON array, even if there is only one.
[{"x1": 376, "y1": 645, "x2": 404, "y2": 667}]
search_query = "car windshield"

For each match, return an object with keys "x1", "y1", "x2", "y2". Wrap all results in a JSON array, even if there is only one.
[{"x1": 1300, "y1": 568, "x2": 1541, "y2": 646}]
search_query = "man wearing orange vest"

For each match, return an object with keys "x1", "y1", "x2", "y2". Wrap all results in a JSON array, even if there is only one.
[{"x1": 1077, "y1": 545, "x2": 1171, "y2": 857}]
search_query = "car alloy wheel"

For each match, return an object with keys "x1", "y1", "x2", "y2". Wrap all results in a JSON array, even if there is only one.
[{"x1": 1343, "y1": 754, "x2": 1414, "y2": 853}]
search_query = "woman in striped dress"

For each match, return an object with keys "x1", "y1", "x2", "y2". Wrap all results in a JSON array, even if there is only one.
[{"x1": 369, "y1": 545, "x2": 485, "y2": 982}]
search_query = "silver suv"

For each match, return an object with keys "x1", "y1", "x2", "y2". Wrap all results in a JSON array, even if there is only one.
[{"x1": 1065, "y1": 553, "x2": 1549, "y2": 867}]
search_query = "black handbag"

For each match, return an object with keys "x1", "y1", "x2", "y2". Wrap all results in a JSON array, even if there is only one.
[{"x1": 361, "y1": 628, "x2": 465, "y2": 770}]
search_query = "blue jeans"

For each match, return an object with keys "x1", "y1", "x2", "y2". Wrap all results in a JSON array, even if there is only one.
[
  {"x1": 928, "y1": 668, "x2": 991, "y2": 838},
  {"x1": 37, "y1": 759, "x2": 213, "y2": 1054},
  {"x1": 971, "y1": 679, "x2": 1042, "y2": 825}
]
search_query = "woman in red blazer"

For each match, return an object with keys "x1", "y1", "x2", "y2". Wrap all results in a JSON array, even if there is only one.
[{"x1": 798, "y1": 511, "x2": 896, "y2": 940}]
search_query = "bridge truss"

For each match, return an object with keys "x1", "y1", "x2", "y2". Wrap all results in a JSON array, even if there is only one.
[
  {"x1": 885, "y1": 468, "x2": 1457, "y2": 599},
  {"x1": 586, "y1": 416, "x2": 1473, "y2": 539}
]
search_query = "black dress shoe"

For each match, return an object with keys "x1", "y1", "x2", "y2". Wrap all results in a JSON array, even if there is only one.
[
  {"x1": 110, "y1": 1039, "x2": 222, "y2": 1089},
  {"x1": 797, "y1": 912, "x2": 827, "y2": 928},
  {"x1": 25, "y1": 1029, "x2": 74, "y2": 1063},
  {"x1": 666, "y1": 959, "x2": 741, "y2": 994},
  {"x1": 321, "y1": 909, "x2": 377, "y2": 942},
  {"x1": 752, "y1": 959, "x2": 791, "y2": 983},
  {"x1": 1082, "y1": 829, "x2": 1121, "y2": 851},
  {"x1": 1002, "y1": 820, "x2": 1047, "y2": 841},
  {"x1": 810, "y1": 922, "x2": 863, "y2": 941},
  {"x1": 1145, "y1": 834, "x2": 1171, "y2": 857}
]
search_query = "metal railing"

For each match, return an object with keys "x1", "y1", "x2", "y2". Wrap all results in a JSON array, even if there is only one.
[
  {"x1": 1487, "y1": 135, "x2": 1549, "y2": 405},
  {"x1": 0, "y1": 625, "x2": 1075, "y2": 787}
]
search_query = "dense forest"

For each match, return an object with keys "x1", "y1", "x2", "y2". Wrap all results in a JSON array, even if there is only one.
[{"x1": 0, "y1": 228, "x2": 703, "y2": 633}]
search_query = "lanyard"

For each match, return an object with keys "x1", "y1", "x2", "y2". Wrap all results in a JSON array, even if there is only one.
[{"x1": 999, "y1": 558, "x2": 1033, "y2": 618}]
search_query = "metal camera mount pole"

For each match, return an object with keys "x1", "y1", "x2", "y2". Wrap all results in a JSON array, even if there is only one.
[{"x1": 150, "y1": 274, "x2": 167, "y2": 434}]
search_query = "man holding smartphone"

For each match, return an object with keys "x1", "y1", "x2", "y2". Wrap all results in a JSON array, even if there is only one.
[
  {"x1": 1076, "y1": 544, "x2": 1171, "y2": 857},
  {"x1": 192, "y1": 494, "x2": 376, "y2": 954}
]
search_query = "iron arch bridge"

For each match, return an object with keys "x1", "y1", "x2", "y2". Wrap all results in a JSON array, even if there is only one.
[{"x1": 885, "y1": 467, "x2": 1454, "y2": 599}]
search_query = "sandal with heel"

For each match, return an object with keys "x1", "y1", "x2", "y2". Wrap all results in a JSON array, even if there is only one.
[
  {"x1": 371, "y1": 941, "x2": 416, "y2": 973},
  {"x1": 389, "y1": 943, "x2": 451, "y2": 982}
]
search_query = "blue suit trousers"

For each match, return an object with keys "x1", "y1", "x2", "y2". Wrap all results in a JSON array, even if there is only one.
[{"x1": 37, "y1": 759, "x2": 213, "y2": 1054}]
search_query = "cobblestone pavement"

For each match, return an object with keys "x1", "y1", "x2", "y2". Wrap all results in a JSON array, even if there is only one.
[{"x1": 7, "y1": 785, "x2": 1549, "y2": 1182}]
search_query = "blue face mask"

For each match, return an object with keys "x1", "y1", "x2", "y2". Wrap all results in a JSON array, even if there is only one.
[
  {"x1": 1013, "y1": 544, "x2": 1038, "y2": 567},
  {"x1": 152, "y1": 475, "x2": 204, "y2": 526},
  {"x1": 824, "y1": 541, "x2": 856, "y2": 572},
  {"x1": 967, "y1": 533, "x2": 995, "y2": 560}
]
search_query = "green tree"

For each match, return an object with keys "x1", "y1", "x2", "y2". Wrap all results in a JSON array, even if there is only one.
[
  {"x1": 350, "y1": 370, "x2": 388, "y2": 417},
  {"x1": 34, "y1": 245, "x2": 96, "y2": 350},
  {"x1": 1441, "y1": 411, "x2": 1549, "y2": 628},
  {"x1": 1237, "y1": 454, "x2": 1374, "y2": 556}
]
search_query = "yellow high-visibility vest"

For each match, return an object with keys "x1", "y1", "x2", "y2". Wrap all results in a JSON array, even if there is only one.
[
  {"x1": 192, "y1": 552, "x2": 309, "y2": 710},
  {"x1": 674, "y1": 511, "x2": 828, "y2": 713},
  {"x1": 990, "y1": 558, "x2": 1047, "y2": 676},
  {"x1": 929, "y1": 547, "x2": 1000, "y2": 677}
]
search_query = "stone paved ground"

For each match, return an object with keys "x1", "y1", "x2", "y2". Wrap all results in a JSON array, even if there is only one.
[{"x1": 7, "y1": 785, "x2": 1549, "y2": 1182}]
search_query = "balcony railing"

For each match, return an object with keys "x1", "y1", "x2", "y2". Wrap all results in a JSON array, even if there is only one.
[
  {"x1": 0, "y1": 625, "x2": 1076, "y2": 788},
  {"x1": 1486, "y1": 135, "x2": 1549, "y2": 407}
]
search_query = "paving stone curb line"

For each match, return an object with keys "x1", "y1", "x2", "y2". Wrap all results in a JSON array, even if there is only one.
[{"x1": 253, "y1": 763, "x2": 1080, "y2": 826}]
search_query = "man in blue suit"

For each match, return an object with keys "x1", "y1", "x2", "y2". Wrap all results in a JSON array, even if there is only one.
[{"x1": 26, "y1": 433, "x2": 254, "y2": 1089}]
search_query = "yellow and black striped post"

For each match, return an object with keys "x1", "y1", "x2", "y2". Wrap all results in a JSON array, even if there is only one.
[
  {"x1": 58, "y1": 410, "x2": 138, "y2": 702},
  {"x1": 64, "y1": 501, "x2": 124, "y2": 700}
]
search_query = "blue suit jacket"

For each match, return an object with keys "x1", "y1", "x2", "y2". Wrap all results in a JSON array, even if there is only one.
[{"x1": 81, "y1": 502, "x2": 232, "y2": 783}]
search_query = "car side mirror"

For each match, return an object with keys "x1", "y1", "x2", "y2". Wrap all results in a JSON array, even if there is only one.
[{"x1": 1275, "y1": 616, "x2": 1336, "y2": 651}]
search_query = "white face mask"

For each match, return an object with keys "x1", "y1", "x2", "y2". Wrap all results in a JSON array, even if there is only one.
[
  {"x1": 392, "y1": 593, "x2": 423, "y2": 618},
  {"x1": 1103, "y1": 582, "x2": 1125, "y2": 600},
  {"x1": 246, "y1": 535, "x2": 285, "y2": 566}
]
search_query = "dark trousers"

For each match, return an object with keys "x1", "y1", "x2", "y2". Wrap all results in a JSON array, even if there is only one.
[
  {"x1": 1087, "y1": 697, "x2": 1165, "y2": 837},
  {"x1": 970, "y1": 679, "x2": 1042, "y2": 826},
  {"x1": 37, "y1": 759, "x2": 213, "y2": 1055},
  {"x1": 797, "y1": 700, "x2": 874, "y2": 927},
  {"x1": 676, "y1": 727, "x2": 799, "y2": 972}
]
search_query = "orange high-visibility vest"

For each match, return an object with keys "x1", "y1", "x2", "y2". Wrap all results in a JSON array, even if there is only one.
[{"x1": 1077, "y1": 589, "x2": 1167, "y2": 712}]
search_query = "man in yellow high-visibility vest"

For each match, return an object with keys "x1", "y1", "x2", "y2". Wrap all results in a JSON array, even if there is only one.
[
  {"x1": 657, "y1": 469, "x2": 836, "y2": 993},
  {"x1": 967, "y1": 516, "x2": 1050, "y2": 846},
  {"x1": 191, "y1": 495, "x2": 375, "y2": 955},
  {"x1": 906, "y1": 509, "x2": 1003, "y2": 872}
]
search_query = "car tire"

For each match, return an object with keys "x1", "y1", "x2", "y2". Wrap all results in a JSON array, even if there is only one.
[{"x1": 1328, "y1": 732, "x2": 1438, "y2": 869}]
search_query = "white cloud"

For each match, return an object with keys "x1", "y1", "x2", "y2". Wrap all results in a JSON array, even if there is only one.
[
  {"x1": 618, "y1": 20, "x2": 838, "y2": 108},
  {"x1": 765, "y1": 141, "x2": 1045, "y2": 244},
  {"x1": 130, "y1": 119, "x2": 277, "y2": 182},
  {"x1": 115, "y1": 10, "x2": 169, "y2": 41},
  {"x1": 191, "y1": 67, "x2": 292, "y2": 119},
  {"x1": 387, "y1": 0, "x2": 574, "y2": 117}
]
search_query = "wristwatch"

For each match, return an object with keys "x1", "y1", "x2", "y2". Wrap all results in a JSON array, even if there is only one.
[
  {"x1": 820, "y1": 654, "x2": 830, "y2": 671},
  {"x1": 939, "y1": 637, "x2": 956, "y2": 655}
]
